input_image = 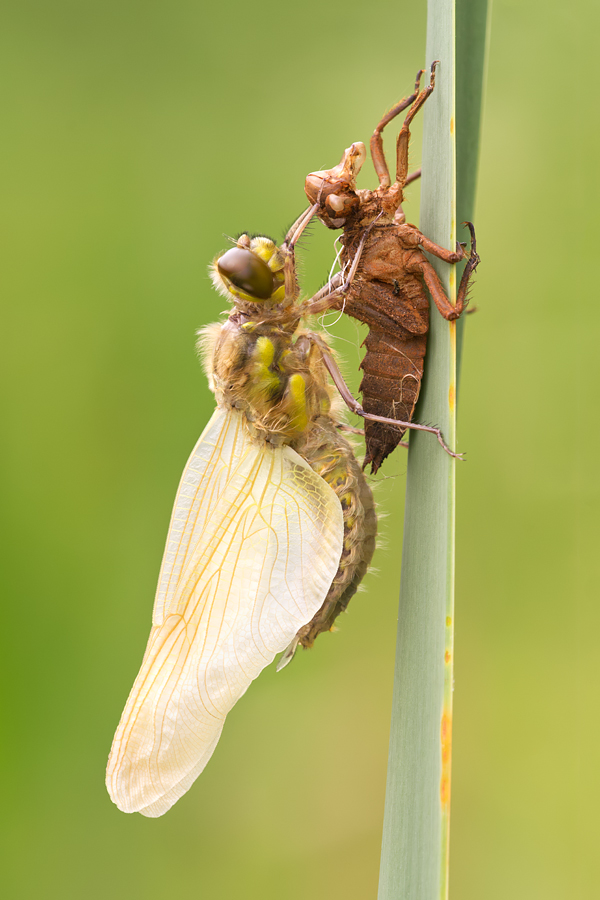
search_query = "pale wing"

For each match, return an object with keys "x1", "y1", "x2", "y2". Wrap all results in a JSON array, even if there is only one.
[{"x1": 106, "y1": 407, "x2": 343, "y2": 817}]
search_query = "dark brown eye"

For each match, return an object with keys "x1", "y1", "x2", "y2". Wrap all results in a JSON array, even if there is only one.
[{"x1": 217, "y1": 248, "x2": 274, "y2": 300}]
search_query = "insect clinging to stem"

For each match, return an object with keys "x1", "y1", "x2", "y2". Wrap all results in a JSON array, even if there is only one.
[
  {"x1": 304, "y1": 61, "x2": 480, "y2": 472},
  {"x1": 105, "y1": 209, "x2": 383, "y2": 817}
]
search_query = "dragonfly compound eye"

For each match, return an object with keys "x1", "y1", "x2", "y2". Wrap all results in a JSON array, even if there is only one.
[{"x1": 217, "y1": 247, "x2": 275, "y2": 300}]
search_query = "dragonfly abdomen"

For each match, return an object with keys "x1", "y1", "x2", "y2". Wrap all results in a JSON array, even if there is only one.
[
  {"x1": 359, "y1": 325, "x2": 427, "y2": 472},
  {"x1": 291, "y1": 420, "x2": 377, "y2": 649}
]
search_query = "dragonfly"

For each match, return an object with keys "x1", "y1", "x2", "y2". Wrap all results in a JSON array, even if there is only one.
[{"x1": 105, "y1": 209, "x2": 380, "y2": 817}]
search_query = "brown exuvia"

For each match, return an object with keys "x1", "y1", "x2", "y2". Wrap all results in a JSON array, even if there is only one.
[{"x1": 305, "y1": 63, "x2": 480, "y2": 473}]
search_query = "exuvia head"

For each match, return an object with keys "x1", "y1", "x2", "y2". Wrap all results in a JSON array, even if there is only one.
[
  {"x1": 304, "y1": 142, "x2": 366, "y2": 228},
  {"x1": 211, "y1": 235, "x2": 287, "y2": 305}
]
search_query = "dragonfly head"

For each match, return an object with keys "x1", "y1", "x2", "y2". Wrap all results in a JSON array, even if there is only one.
[
  {"x1": 211, "y1": 235, "x2": 287, "y2": 306},
  {"x1": 304, "y1": 142, "x2": 365, "y2": 229}
]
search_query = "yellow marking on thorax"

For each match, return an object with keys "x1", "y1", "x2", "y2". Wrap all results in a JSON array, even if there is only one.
[
  {"x1": 249, "y1": 337, "x2": 281, "y2": 401},
  {"x1": 255, "y1": 336, "x2": 275, "y2": 367},
  {"x1": 286, "y1": 373, "x2": 308, "y2": 434}
]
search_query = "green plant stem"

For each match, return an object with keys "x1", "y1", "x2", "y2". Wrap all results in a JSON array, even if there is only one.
[
  {"x1": 377, "y1": 4, "x2": 456, "y2": 893},
  {"x1": 377, "y1": 1, "x2": 489, "y2": 898}
]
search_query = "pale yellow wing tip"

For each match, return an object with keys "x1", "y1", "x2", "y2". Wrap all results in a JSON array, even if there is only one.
[
  {"x1": 105, "y1": 775, "x2": 164, "y2": 817},
  {"x1": 106, "y1": 724, "x2": 225, "y2": 817},
  {"x1": 106, "y1": 791, "x2": 171, "y2": 818},
  {"x1": 106, "y1": 777, "x2": 187, "y2": 818}
]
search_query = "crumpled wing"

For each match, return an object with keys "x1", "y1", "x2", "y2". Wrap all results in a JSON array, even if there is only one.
[{"x1": 106, "y1": 407, "x2": 343, "y2": 817}]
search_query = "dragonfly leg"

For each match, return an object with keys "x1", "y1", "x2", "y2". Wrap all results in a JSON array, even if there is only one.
[
  {"x1": 280, "y1": 204, "x2": 320, "y2": 297},
  {"x1": 404, "y1": 167, "x2": 421, "y2": 187},
  {"x1": 282, "y1": 204, "x2": 319, "y2": 249},
  {"x1": 314, "y1": 339, "x2": 463, "y2": 460},
  {"x1": 300, "y1": 222, "x2": 372, "y2": 316},
  {"x1": 370, "y1": 69, "x2": 424, "y2": 189},
  {"x1": 407, "y1": 222, "x2": 479, "y2": 320},
  {"x1": 335, "y1": 423, "x2": 409, "y2": 448},
  {"x1": 456, "y1": 222, "x2": 480, "y2": 312},
  {"x1": 395, "y1": 61, "x2": 438, "y2": 189}
]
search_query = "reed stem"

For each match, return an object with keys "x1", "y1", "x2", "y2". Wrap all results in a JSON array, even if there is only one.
[{"x1": 377, "y1": 2, "x2": 489, "y2": 897}]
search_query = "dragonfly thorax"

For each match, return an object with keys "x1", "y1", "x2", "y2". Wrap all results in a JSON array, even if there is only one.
[{"x1": 201, "y1": 318, "x2": 333, "y2": 446}]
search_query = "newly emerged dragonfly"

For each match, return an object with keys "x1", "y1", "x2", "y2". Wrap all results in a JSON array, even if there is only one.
[
  {"x1": 105, "y1": 210, "x2": 383, "y2": 816},
  {"x1": 304, "y1": 63, "x2": 480, "y2": 472}
]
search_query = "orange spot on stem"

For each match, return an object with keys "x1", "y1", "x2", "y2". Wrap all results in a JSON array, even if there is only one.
[
  {"x1": 446, "y1": 616, "x2": 452, "y2": 627},
  {"x1": 450, "y1": 117, "x2": 455, "y2": 135},
  {"x1": 448, "y1": 384, "x2": 456, "y2": 412},
  {"x1": 445, "y1": 650, "x2": 451, "y2": 664}
]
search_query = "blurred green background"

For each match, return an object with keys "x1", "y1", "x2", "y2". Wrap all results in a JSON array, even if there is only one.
[{"x1": 2, "y1": 1, "x2": 598, "y2": 897}]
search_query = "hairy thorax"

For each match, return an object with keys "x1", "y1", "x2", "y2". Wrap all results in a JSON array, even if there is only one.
[{"x1": 201, "y1": 315, "x2": 334, "y2": 446}]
